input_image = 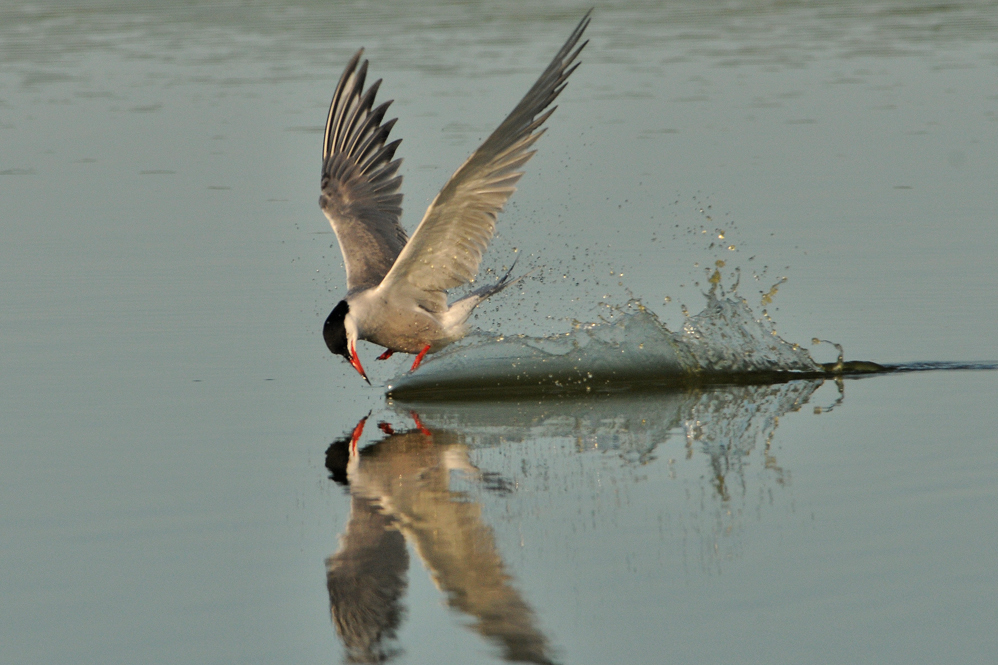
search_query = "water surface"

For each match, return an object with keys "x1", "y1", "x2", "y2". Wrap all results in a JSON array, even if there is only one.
[{"x1": 2, "y1": 2, "x2": 996, "y2": 664}]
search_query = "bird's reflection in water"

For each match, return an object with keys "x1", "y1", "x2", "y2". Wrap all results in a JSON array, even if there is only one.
[
  {"x1": 325, "y1": 415, "x2": 552, "y2": 664},
  {"x1": 324, "y1": 378, "x2": 841, "y2": 662}
]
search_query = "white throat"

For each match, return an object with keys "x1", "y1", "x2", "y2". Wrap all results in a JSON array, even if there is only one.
[{"x1": 343, "y1": 312, "x2": 360, "y2": 351}]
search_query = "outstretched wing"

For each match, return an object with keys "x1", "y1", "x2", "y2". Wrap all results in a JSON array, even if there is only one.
[
  {"x1": 378, "y1": 11, "x2": 590, "y2": 312},
  {"x1": 320, "y1": 49, "x2": 408, "y2": 294}
]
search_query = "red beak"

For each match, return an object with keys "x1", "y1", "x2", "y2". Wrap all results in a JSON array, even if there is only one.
[{"x1": 349, "y1": 342, "x2": 370, "y2": 384}]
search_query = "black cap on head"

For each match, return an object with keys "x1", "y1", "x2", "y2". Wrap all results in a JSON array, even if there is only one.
[{"x1": 323, "y1": 300, "x2": 350, "y2": 359}]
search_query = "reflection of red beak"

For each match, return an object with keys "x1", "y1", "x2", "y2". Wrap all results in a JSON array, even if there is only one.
[
  {"x1": 349, "y1": 416, "x2": 368, "y2": 453},
  {"x1": 349, "y1": 342, "x2": 370, "y2": 384}
]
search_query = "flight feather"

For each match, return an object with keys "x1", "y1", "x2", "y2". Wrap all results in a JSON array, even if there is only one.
[
  {"x1": 320, "y1": 49, "x2": 408, "y2": 293},
  {"x1": 379, "y1": 12, "x2": 591, "y2": 310}
]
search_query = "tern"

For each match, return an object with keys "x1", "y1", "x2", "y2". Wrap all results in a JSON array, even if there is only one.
[{"x1": 321, "y1": 12, "x2": 590, "y2": 383}]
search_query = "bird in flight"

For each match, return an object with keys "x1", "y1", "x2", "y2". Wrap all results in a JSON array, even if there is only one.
[{"x1": 320, "y1": 12, "x2": 590, "y2": 383}]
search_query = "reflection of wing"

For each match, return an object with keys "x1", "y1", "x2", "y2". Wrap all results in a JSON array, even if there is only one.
[
  {"x1": 402, "y1": 486, "x2": 552, "y2": 664},
  {"x1": 326, "y1": 494, "x2": 408, "y2": 663},
  {"x1": 346, "y1": 427, "x2": 553, "y2": 664},
  {"x1": 321, "y1": 49, "x2": 408, "y2": 293},
  {"x1": 379, "y1": 12, "x2": 590, "y2": 312}
]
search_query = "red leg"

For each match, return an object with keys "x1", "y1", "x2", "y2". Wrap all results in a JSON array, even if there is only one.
[
  {"x1": 411, "y1": 411, "x2": 431, "y2": 437},
  {"x1": 410, "y1": 344, "x2": 431, "y2": 372},
  {"x1": 376, "y1": 349, "x2": 394, "y2": 360}
]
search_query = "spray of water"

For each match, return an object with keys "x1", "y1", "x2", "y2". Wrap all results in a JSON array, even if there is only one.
[{"x1": 387, "y1": 281, "x2": 828, "y2": 398}]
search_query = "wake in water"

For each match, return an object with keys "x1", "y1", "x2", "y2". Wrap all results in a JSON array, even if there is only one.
[
  {"x1": 385, "y1": 252, "x2": 997, "y2": 398},
  {"x1": 387, "y1": 285, "x2": 851, "y2": 398}
]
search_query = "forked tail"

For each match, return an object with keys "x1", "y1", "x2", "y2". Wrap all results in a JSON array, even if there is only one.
[
  {"x1": 432, "y1": 258, "x2": 535, "y2": 351},
  {"x1": 446, "y1": 259, "x2": 532, "y2": 329},
  {"x1": 465, "y1": 258, "x2": 531, "y2": 303}
]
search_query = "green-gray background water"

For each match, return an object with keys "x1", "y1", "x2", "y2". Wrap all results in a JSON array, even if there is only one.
[{"x1": 2, "y1": 1, "x2": 996, "y2": 663}]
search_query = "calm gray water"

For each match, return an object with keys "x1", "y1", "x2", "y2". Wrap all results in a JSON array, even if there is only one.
[{"x1": 2, "y1": 1, "x2": 996, "y2": 663}]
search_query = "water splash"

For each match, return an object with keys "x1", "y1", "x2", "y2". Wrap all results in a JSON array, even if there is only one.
[
  {"x1": 387, "y1": 287, "x2": 829, "y2": 398},
  {"x1": 680, "y1": 289, "x2": 819, "y2": 374}
]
